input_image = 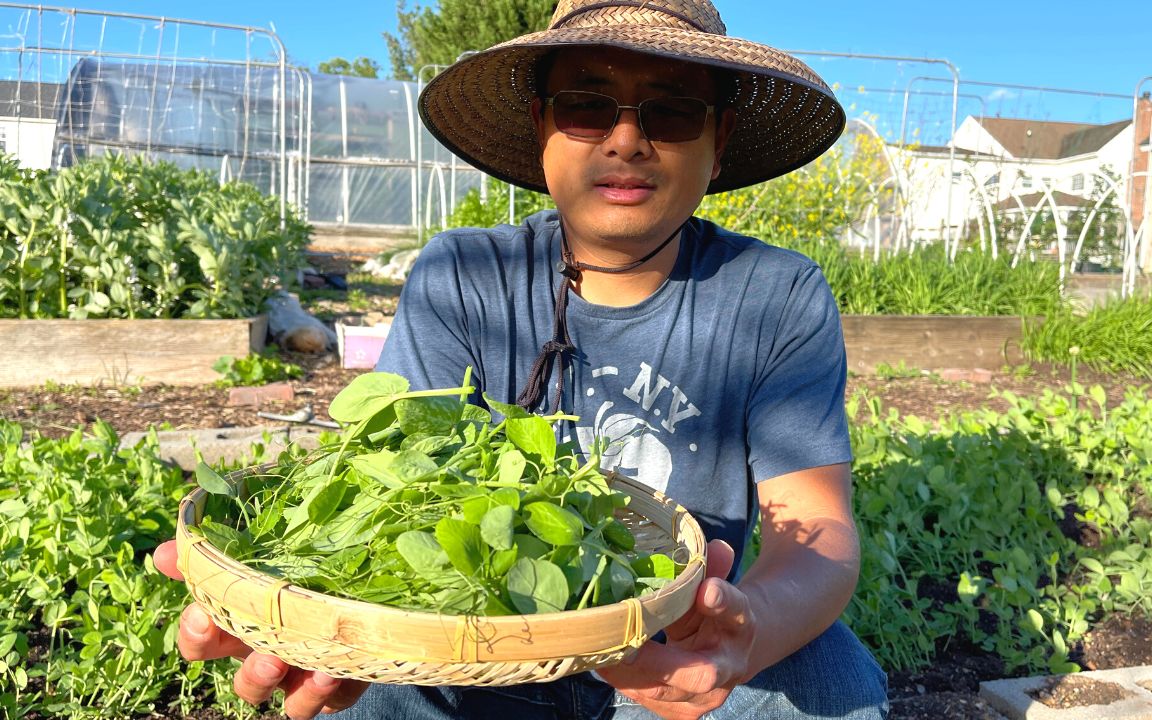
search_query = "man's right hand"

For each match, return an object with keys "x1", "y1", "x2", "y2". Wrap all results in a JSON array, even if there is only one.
[{"x1": 153, "y1": 540, "x2": 369, "y2": 719}]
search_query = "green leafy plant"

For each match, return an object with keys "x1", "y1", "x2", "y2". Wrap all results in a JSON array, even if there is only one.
[
  {"x1": 873, "y1": 361, "x2": 922, "y2": 380},
  {"x1": 193, "y1": 372, "x2": 680, "y2": 614},
  {"x1": 212, "y1": 346, "x2": 304, "y2": 388},
  {"x1": 0, "y1": 154, "x2": 310, "y2": 320},
  {"x1": 440, "y1": 180, "x2": 553, "y2": 240},
  {"x1": 0, "y1": 419, "x2": 298, "y2": 718}
]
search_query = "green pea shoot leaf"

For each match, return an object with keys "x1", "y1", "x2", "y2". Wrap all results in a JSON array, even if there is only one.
[
  {"x1": 480, "y1": 505, "x2": 516, "y2": 551},
  {"x1": 435, "y1": 517, "x2": 484, "y2": 575},
  {"x1": 506, "y1": 557, "x2": 569, "y2": 614},
  {"x1": 327, "y1": 372, "x2": 409, "y2": 423},
  {"x1": 396, "y1": 531, "x2": 450, "y2": 578},
  {"x1": 524, "y1": 502, "x2": 584, "y2": 546}
]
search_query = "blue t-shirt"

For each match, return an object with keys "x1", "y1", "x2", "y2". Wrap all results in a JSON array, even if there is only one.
[{"x1": 377, "y1": 210, "x2": 851, "y2": 570}]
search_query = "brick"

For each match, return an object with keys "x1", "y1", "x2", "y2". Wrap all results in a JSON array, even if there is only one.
[
  {"x1": 938, "y1": 368, "x2": 994, "y2": 383},
  {"x1": 227, "y1": 382, "x2": 296, "y2": 407}
]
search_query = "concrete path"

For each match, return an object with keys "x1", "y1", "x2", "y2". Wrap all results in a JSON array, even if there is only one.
[
  {"x1": 120, "y1": 425, "x2": 325, "y2": 470},
  {"x1": 981, "y1": 667, "x2": 1152, "y2": 720}
]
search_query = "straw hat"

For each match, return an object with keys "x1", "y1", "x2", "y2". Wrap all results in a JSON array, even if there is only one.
[{"x1": 418, "y1": 0, "x2": 846, "y2": 195}]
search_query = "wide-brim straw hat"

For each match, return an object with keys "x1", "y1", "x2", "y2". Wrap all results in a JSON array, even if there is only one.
[{"x1": 419, "y1": 0, "x2": 846, "y2": 195}]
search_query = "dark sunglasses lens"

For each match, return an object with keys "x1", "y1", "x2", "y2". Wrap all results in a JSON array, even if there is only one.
[
  {"x1": 553, "y1": 92, "x2": 618, "y2": 137},
  {"x1": 641, "y1": 97, "x2": 709, "y2": 142}
]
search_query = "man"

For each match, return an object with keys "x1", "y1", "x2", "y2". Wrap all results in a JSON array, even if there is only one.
[{"x1": 155, "y1": 1, "x2": 889, "y2": 718}]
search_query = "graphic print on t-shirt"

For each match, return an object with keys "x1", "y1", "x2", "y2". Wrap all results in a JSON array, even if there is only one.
[{"x1": 571, "y1": 362, "x2": 700, "y2": 493}]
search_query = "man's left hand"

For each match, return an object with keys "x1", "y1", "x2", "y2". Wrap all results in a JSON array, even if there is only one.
[{"x1": 596, "y1": 539, "x2": 758, "y2": 720}]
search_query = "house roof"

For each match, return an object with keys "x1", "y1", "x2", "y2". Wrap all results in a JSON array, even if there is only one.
[
  {"x1": 0, "y1": 80, "x2": 64, "y2": 120},
  {"x1": 896, "y1": 143, "x2": 1002, "y2": 160},
  {"x1": 975, "y1": 117, "x2": 1129, "y2": 160},
  {"x1": 992, "y1": 190, "x2": 1093, "y2": 212}
]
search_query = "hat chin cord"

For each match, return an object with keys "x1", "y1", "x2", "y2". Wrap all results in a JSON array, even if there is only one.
[{"x1": 514, "y1": 219, "x2": 684, "y2": 413}]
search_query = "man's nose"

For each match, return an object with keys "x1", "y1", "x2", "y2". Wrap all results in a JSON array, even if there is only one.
[{"x1": 603, "y1": 106, "x2": 650, "y2": 151}]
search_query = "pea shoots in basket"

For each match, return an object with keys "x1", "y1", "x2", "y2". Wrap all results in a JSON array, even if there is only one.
[
  {"x1": 187, "y1": 371, "x2": 701, "y2": 620},
  {"x1": 177, "y1": 371, "x2": 706, "y2": 684}
]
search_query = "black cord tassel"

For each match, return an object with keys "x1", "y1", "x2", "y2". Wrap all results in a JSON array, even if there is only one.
[{"x1": 515, "y1": 220, "x2": 685, "y2": 413}]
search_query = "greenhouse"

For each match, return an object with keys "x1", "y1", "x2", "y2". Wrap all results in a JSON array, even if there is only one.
[{"x1": 50, "y1": 57, "x2": 484, "y2": 231}]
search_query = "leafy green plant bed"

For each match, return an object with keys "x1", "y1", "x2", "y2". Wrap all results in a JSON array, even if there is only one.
[
  {"x1": 847, "y1": 383, "x2": 1152, "y2": 674},
  {"x1": 0, "y1": 154, "x2": 309, "y2": 320},
  {"x1": 212, "y1": 345, "x2": 304, "y2": 388},
  {"x1": 0, "y1": 421, "x2": 270, "y2": 718},
  {"x1": 5, "y1": 381, "x2": 1152, "y2": 717}
]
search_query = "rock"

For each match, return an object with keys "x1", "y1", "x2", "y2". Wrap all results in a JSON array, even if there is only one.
[
  {"x1": 264, "y1": 290, "x2": 338, "y2": 353},
  {"x1": 362, "y1": 248, "x2": 421, "y2": 282}
]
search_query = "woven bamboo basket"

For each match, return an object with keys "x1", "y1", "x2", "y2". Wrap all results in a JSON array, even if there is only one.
[{"x1": 176, "y1": 468, "x2": 707, "y2": 686}]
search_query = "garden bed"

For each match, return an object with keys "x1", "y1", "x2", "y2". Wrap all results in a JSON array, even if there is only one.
[
  {"x1": 0, "y1": 316, "x2": 268, "y2": 388},
  {"x1": 4, "y1": 355, "x2": 1152, "y2": 719},
  {"x1": 842, "y1": 315, "x2": 1029, "y2": 373}
]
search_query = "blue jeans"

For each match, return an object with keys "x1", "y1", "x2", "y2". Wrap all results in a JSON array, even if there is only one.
[{"x1": 331, "y1": 621, "x2": 889, "y2": 719}]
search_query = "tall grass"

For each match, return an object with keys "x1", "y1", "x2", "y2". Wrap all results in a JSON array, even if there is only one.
[
  {"x1": 793, "y1": 242, "x2": 1066, "y2": 317},
  {"x1": 1022, "y1": 294, "x2": 1152, "y2": 377}
]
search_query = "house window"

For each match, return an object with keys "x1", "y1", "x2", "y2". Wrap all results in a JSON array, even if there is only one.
[
  {"x1": 1072, "y1": 174, "x2": 1085, "y2": 192},
  {"x1": 0, "y1": 127, "x2": 7, "y2": 155},
  {"x1": 1041, "y1": 177, "x2": 1053, "y2": 188},
  {"x1": 1020, "y1": 175, "x2": 1033, "y2": 189},
  {"x1": 984, "y1": 173, "x2": 1000, "y2": 187}
]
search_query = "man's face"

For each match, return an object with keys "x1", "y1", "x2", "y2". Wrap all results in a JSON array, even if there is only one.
[{"x1": 531, "y1": 47, "x2": 733, "y2": 248}]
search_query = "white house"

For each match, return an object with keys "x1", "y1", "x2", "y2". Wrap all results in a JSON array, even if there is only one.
[
  {"x1": 0, "y1": 81, "x2": 62, "y2": 169},
  {"x1": 892, "y1": 96, "x2": 1150, "y2": 251}
]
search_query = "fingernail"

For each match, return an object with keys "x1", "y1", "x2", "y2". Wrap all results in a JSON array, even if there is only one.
[
  {"x1": 255, "y1": 659, "x2": 285, "y2": 681},
  {"x1": 185, "y1": 608, "x2": 211, "y2": 636},
  {"x1": 704, "y1": 584, "x2": 722, "y2": 609},
  {"x1": 313, "y1": 671, "x2": 340, "y2": 688}
]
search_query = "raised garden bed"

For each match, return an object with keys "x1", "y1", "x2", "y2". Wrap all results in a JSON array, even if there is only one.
[
  {"x1": 842, "y1": 315, "x2": 1029, "y2": 373},
  {"x1": 0, "y1": 316, "x2": 267, "y2": 387}
]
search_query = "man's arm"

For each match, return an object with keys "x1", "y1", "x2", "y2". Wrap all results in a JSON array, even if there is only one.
[
  {"x1": 596, "y1": 462, "x2": 860, "y2": 720},
  {"x1": 739, "y1": 461, "x2": 860, "y2": 667}
]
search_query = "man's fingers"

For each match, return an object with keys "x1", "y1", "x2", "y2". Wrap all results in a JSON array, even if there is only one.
[
  {"x1": 233, "y1": 651, "x2": 291, "y2": 707},
  {"x1": 321, "y1": 679, "x2": 370, "y2": 713},
  {"x1": 153, "y1": 539, "x2": 182, "y2": 581},
  {"x1": 281, "y1": 672, "x2": 369, "y2": 719},
  {"x1": 600, "y1": 642, "x2": 719, "y2": 696},
  {"x1": 698, "y1": 577, "x2": 751, "y2": 628},
  {"x1": 177, "y1": 603, "x2": 253, "y2": 661},
  {"x1": 664, "y1": 539, "x2": 736, "y2": 640},
  {"x1": 703, "y1": 539, "x2": 735, "y2": 582}
]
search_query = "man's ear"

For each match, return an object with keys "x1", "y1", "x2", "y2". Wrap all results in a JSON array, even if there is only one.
[
  {"x1": 530, "y1": 97, "x2": 546, "y2": 148},
  {"x1": 711, "y1": 108, "x2": 737, "y2": 181}
]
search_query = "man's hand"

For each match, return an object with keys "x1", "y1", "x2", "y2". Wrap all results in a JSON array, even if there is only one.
[
  {"x1": 596, "y1": 539, "x2": 756, "y2": 720},
  {"x1": 153, "y1": 540, "x2": 368, "y2": 719}
]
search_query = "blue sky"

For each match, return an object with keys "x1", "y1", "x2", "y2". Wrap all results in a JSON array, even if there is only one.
[{"x1": 11, "y1": 1, "x2": 1151, "y2": 143}]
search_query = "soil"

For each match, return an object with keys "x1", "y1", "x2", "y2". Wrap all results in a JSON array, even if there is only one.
[
  {"x1": 5, "y1": 269, "x2": 1152, "y2": 720},
  {"x1": 1029, "y1": 674, "x2": 1133, "y2": 708}
]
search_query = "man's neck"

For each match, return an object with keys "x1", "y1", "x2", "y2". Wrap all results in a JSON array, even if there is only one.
[{"x1": 563, "y1": 228, "x2": 682, "y2": 307}]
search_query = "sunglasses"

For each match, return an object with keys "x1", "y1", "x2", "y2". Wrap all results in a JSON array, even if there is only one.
[{"x1": 545, "y1": 90, "x2": 715, "y2": 143}]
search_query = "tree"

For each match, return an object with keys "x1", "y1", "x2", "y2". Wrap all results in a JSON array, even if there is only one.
[
  {"x1": 317, "y1": 56, "x2": 382, "y2": 78},
  {"x1": 384, "y1": 0, "x2": 555, "y2": 81}
]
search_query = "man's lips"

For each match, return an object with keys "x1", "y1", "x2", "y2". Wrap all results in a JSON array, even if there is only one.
[{"x1": 594, "y1": 177, "x2": 656, "y2": 202}]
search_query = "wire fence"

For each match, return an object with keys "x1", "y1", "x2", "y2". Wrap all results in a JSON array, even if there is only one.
[{"x1": 0, "y1": 4, "x2": 1146, "y2": 289}]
